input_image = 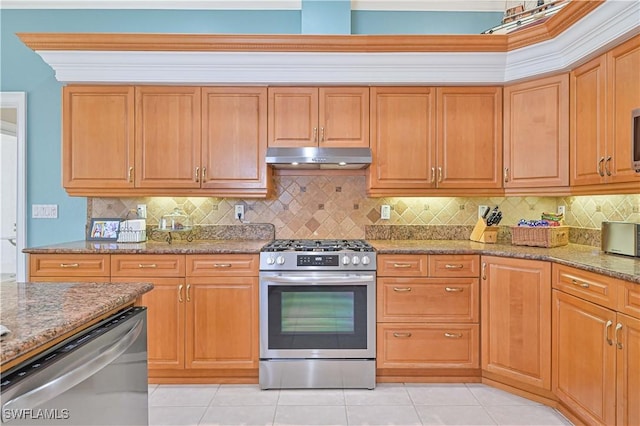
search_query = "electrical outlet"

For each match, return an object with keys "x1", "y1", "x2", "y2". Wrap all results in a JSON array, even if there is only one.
[
  {"x1": 137, "y1": 204, "x2": 147, "y2": 219},
  {"x1": 557, "y1": 205, "x2": 566, "y2": 216},
  {"x1": 478, "y1": 205, "x2": 489, "y2": 219},
  {"x1": 32, "y1": 204, "x2": 58, "y2": 219},
  {"x1": 380, "y1": 205, "x2": 391, "y2": 220},
  {"x1": 235, "y1": 205, "x2": 245, "y2": 221}
]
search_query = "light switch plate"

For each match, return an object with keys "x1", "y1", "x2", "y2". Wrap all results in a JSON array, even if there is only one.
[
  {"x1": 32, "y1": 204, "x2": 58, "y2": 219},
  {"x1": 380, "y1": 205, "x2": 391, "y2": 220}
]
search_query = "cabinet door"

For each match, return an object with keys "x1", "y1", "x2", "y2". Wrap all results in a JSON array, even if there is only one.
[
  {"x1": 368, "y1": 87, "x2": 436, "y2": 192},
  {"x1": 552, "y1": 290, "x2": 616, "y2": 426},
  {"x1": 115, "y1": 277, "x2": 186, "y2": 370},
  {"x1": 268, "y1": 87, "x2": 318, "y2": 147},
  {"x1": 607, "y1": 35, "x2": 640, "y2": 183},
  {"x1": 201, "y1": 87, "x2": 269, "y2": 193},
  {"x1": 29, "y1": 254, "x2": 110, "y2": 279},
  {"x1": 185, "y1": 277, "x2": 258, "y2": 369},
  {"x1": 319, "y1": 87, "x2": 369, "y2": 148},
  {"x1": 617, "y1": 313, "x2": 640, "y2": 426},
  {"x1": 135, "y1": 86, "x2": 201, "y2": 188},
  {"x1": 503, "y1": 74, "x2": 569, "y2": 188},
  {"x1": 481, "y1": 256, "x2": 551, "y2": 390},
  {"x1": 62, "y1": 86, "x2": 134, "y2": 192},
  {"x1": 570, "y1": 55, "x2": 607, "y2": 186},
  {"x1": 436, "y1": 87, "x2": 503, "y2": 189}
]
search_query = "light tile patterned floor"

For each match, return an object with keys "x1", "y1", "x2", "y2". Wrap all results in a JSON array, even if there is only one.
[{"x1": 148, "y1": 383, "x2": 573, "y2": 426}]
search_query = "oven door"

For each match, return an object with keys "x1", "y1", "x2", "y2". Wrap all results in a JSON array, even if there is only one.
[{"x1": 260, "y1": 272, "x2": 375, "y2": 359}]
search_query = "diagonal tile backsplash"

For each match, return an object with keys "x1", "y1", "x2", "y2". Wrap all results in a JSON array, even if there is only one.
[{"x1": 89, "y1": 175, "x2": 639, "y2": 240}]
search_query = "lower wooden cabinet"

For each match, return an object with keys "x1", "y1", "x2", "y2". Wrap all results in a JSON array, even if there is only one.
[{"x1": 481, "y1": 256, "x2": 552, "y2": 391}]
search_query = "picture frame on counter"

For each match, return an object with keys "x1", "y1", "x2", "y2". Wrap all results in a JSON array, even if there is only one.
[{"x1": 88, "y1": 218, "x2": 121, "y2": 241}]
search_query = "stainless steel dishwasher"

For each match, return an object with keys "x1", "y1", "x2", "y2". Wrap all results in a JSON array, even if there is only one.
[{"x1": 1, "y1": 307, "x2": 148, "y2": 425}]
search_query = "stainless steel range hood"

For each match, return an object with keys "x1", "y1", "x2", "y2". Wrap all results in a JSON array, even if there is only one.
[{"x1": 265, "y1": 147, "x2": 372, "y2": 170}]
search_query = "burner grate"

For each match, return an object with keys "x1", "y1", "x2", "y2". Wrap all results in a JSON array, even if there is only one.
[{"x1": 262, "y1": 239, "x2": 373, "y2": 252}]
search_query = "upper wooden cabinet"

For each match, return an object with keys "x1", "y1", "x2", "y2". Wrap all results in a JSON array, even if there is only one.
[
  {"x1": 201, "y1": 87, "x2": 270, "y2": 194},
  {"x1": 503, "y1": 74, "x2": 569, "y2": 190},
  {"x1": 571, "y1": 34, "x2": 640, "y2": 189},
  {"x1": 268, "y1": 87, "x2": 369, "y2": 148},
  {"x1": 135, "y1": 86, "x2": 202, "y2": 189},
  {"x1": 368, "y1": 86, "x2": 502, "y2": 196},
  {"x1": 63, "y1": 85, "x2": 271, "y2": 197},
  {"x1": 63, "y1": 86, "x2": 135, "y2": 190}
]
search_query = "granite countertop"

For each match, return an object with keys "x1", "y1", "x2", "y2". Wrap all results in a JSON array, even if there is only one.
[
  {"x1": 23, "y1": 239, "x2": 271, "y2": 255},
  {"x1": 0, "y1": 281, "x2": 153, "y2": 368},
  {"x1": 369, "y1": 240, "x2": 640, "y2": 284}
]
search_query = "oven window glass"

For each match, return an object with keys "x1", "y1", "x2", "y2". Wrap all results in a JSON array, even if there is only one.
[{"x1": 268, "y1": 285, "x2": 367, "y2": 349}]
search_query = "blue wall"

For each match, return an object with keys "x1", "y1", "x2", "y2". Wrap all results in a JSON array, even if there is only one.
[{"x1": 0, "y1": 7, "x2": 502, "y2": 247}]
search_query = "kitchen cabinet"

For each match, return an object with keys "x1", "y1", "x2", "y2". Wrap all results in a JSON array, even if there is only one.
[
  {"x1": 135, "y1": 86, "x2": 202, "y2": 189},
  {"x1": 368, "y1": 86, "x2": 502, "y2": 196},
  {"x1": 62, "y1": 85, "x2": 271, "y2": 197},
  {"x1": 552, "y1": 264, "x2": 640, "y2": 426},
  {"x1": 267, "y1": 87, "x2": 369, "y2": 148},
  {"x1": 570, "y1": 34, "x2": 640, "y2": 189},
  {"x1": 377, "y1": 254, "x2": 480, "y2": 378},
  {"x1": 481, "y1": 256, "x2": 552, "y2": 392},
  {"x1": 28, "y1": 253, "x2": 110, "y2": 282},
  {"x1": 62, "y1": 86, "x2": 135, "y2": 192},
  {"x1": 503, "y1": 74, "x2": 569, "y2": 190},
  {"x1": 201, "y1": 87, "x2": 270, "y2": 196}
]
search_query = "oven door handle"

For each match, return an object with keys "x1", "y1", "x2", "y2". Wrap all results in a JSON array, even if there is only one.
[{"x1": 262, "y1": 275, "x2": 374, "y2": 285}]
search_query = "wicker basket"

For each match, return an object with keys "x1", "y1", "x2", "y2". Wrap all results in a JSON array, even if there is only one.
[{"x1": 511, "y1": 226, "x2": 569, "y2": 248}]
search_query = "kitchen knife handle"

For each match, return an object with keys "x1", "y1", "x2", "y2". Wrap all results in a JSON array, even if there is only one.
[
  {"x1": 605, "y1": 156, "x2": 612, "y2": 176},
  {"x1": 128, "y1": 166, "x2": 134, "y2": 183},
  {"x1": 503, "y1": 167, "x2": 510, "y2": 183},
  {"x1": 597, "y1": 157, "x2": 605, "y2": 177}
]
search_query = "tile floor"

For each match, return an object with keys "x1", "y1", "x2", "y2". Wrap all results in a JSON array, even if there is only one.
[{"x1": 148, "y1": 383, "x2": 573, "y2": 426}]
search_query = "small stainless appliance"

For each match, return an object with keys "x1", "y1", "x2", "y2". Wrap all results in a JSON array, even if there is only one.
[
  {"x1": 1, "y1": 307, "x2": 148, "y2": 425},
  {"x1": 602, "y1": 221, "x2": 640, "y2": 258},
  {"x1": 259, "y1": 239, "x2": 376, "y2": 389}
]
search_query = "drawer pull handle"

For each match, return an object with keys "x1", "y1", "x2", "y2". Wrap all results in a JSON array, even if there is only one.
[
  {"x1": 481, "y1": 262, "x2": 487, "y2": 280},
  {"x1": 597, "y1": 157, "x2": 605, "y2": 177},
  {"x1": 393, "y1": 287, "x2": 412, "y2": 292},
  {"x1": 605, "y1": 320, "x2": 613, "y2": 346},
  {"x1": 59, "y1": 263, "x2": 79, "y2": 268},
  {"x1": 444, "y1": 332, "x2": 462, "y2": 338},
  {"x1": 430, "y1": 167, "x2": 435, "y2": 183},
  {"x1": 138, "y1": 263, "x2": 157, "y2": 268},
  {"x1": 186, "y1": 284, "x2": 191, "y2": 302},
  {"x1": 445, "y1": 287, "x2": 463, "y2": 292},
  {"x1": 392, "y1": 332, "x2": 412, "y2": 338},
  {"x1": 128, "y1": 166, "x2": 134, "y2": 182},
  {"x1": 392, "y1": 263, "x2": 412, "y2": 268},
  {"x1": 444, "y1": 264, "x2": 464, "y2": 269},
  {"x1": 615, "y1": 323, "x2": 623, "y2": 349},
  {"x1": 214, "y1": 263, "x2": 232, "y2": 268},
  {"x1": 178, "y1": 284, "x2": 184, "y2": 303},
  {"x1": 571, "y1": 279, "x2": 589, "y2": 289}
]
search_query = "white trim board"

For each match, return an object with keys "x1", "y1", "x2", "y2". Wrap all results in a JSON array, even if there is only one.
[{"x1": 31, "y1": 1, "x2": 640, "y2": 84}]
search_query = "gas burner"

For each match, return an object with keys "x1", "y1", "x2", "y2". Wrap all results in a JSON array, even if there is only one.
[{"x1": 262, "y1": 239, "x2": 374, "y2": 253}]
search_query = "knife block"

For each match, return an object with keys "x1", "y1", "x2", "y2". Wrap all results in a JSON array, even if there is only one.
[{"x1": 470, "y1": 218, "x2": 498, "y2": 243}]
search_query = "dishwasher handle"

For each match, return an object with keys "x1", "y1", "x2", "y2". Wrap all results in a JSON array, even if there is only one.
[{"x1": 1, "y1": 317, "x2": 144, "y2": 422}]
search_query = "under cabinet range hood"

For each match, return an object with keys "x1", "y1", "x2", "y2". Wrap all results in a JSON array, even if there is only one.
[{"x1": 265, "y1": 147, "x2": 372, "y2": 170}]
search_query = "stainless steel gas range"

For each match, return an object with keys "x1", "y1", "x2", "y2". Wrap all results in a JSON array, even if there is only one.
[{"x1": 259, "y1": 239, "x2": 376, "y2": 390}]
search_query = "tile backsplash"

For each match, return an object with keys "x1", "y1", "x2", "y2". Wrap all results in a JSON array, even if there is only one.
[{"x1": 89, "y1": 175, "x2": 640, "y2": 240}]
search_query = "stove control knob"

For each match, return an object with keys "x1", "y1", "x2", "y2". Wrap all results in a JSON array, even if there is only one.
[
  {"x1": 352, "y1": 255, "x2": 360, "y2": 265},
  {"x1": 362, "y1": 256, "x2": 371, "y2": 265},
  {"x1": 342, "y1": 256, "x2": 351, "y2": 265},
  {"x1": 266, "y1": 256, "x2": 276, "y2": 265},
  {"x1": 276, "y1": 256, "x2": 285, "y2": 265}
]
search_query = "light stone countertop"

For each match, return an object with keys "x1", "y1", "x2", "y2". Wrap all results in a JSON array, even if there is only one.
[{"x1": 0, "y1": 281, "x2": 153, "y2": 368}]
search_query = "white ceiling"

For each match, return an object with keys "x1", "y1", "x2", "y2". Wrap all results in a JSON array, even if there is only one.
[{"x1": 0, "y1": 0, "x2": 514, "y2": 11}]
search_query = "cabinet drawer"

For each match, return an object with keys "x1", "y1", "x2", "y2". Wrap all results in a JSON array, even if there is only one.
[
  {"x1": 378, "y1": 278, "x2": 479, "y2": 323},
  {"x1": 377, "y1": 255, "x2": 428, "y2": 277},
  {"x1": 377, "y1": 323, "x2": 479, "y2": 369},
  {"x1": 553, "y1": 264, "x2": 617, "y2": 309},
  {"x1": 29, "y1": 254, "x2": 110, "y2": 277},
  {"x1": 618, "y1": 281, "x2": 640, "y2": 319},
  {"x1": 428, "y1": 255, "x2": 480, "y2": 277},
  {"x1": 187, "y1": 255, "x2": 259, "y2": 277},
  {"x1": 111, "y1": 255, "x2": 185, "y2": 277}
]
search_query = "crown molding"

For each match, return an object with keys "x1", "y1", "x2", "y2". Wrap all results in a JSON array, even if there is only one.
[{"x1": 19, "y1": 0, "x2": 640, "y2": 84}]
